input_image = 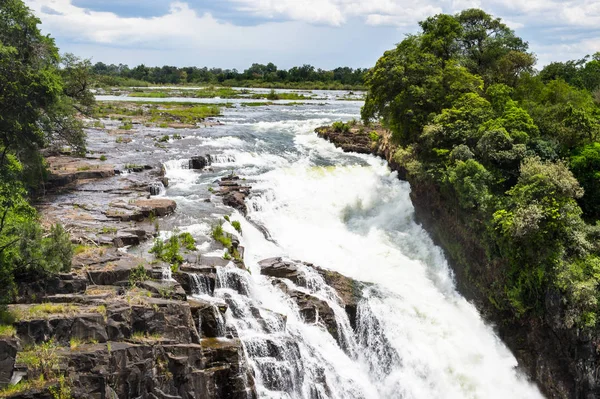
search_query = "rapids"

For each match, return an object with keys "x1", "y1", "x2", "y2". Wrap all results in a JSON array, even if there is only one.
[{"x1": 115, "y1": 93, "x2": 543, "y2": 398}]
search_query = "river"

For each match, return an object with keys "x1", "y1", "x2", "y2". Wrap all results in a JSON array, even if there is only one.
[{"x1": 102, "y1": 92, "x2": 543, "y2": 398}]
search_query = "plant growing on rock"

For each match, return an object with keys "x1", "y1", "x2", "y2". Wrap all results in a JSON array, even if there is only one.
[
  {"x1": 129, "y1": 263, "x2": 149, "y2": 287},
  {"x1": 231, "y1": 221, "x2": 242, "y2": 234},
  {"x1": 17, "y1": 340, "x2": 60, "y2": 381},
  {"x1": 332, "y1": 121, "x2": 350, "y2": 133}
]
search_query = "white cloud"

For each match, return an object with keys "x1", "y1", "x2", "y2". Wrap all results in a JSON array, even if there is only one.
[{"x1": 23, "y1": 0, "x2": 600, "y2": 68}]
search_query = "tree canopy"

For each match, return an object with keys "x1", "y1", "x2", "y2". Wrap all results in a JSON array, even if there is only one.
[{"x1": 0, "y1": 0, "x2": 91, "y2": 311}]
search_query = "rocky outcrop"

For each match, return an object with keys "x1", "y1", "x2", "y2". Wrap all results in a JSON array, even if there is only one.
[
  {"x1": 216, "y1": 175, "x2": 251, "y2": 215},
  {"x1": 315, "y1": 126, "x2": 379, "y2": 155},
  {"x1": 316, "y1": 123, "x2": 595, "y2": 399},
  {"x1": 45, "y1": 156, "x2": 116, "y2": 189},
  {"x1": 258, "y1": 257, "x2": 365, "y2": 346}
]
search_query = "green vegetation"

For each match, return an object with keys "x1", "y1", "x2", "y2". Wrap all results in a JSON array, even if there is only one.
[
  {"x1": 92, "y1": 63, "x2": 366, "y2": 90},
  {"x1": 362, "y1": 8, "x2": 600, "y2": 329},
  {"x1": 332, "y1": 121, "x2": 350, "y2": 133},
  {"x1": 369, "y1": 131, "x2": 380, "y2": 142},
  {"x1": 212, "y1": 223, "x2": 241, "y2": 261},
  {"x1": 17, "y1": 340, "x2": 60, "y2": 380},
  {"x1": 119, "y1": 121, "x2": 133, "y2": 130},
  {"x1": 231, "y1": 221, "x2": 242, "y2": 234},
  {"x1": 99, "y1": 155, "x2": 107, "y2": 161},
  {"x1": 129, "y1": 263, "x2": 149, "y2": 287},
  {"x1": 149, "y1": 233, "x2": 197, "y2": 272},
  {"x1": 0, "y1": 0, "x2": 87, "y2": 315},
  {"x1": 93, "y1": 101, "x2": 222, "y2": 128}
]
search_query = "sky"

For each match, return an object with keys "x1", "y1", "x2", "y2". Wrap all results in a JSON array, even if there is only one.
[{"x1": 24, "y1": 0, "x2": 600, "y2": 71}]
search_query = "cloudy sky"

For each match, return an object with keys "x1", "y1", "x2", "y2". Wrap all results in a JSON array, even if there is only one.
[{"x1": 24, "y1": 0, "x2": 600, "y2": 70}]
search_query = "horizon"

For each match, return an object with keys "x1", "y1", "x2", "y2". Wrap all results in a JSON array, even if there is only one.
[{"x1": 24, "y1": 0, "x2": 600, "y2": 70}]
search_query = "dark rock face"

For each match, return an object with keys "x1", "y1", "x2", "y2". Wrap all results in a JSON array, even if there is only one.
[
  {"x1": 8, "y1": 296, "x2": 256, "y2": 398},
  {"x1": 189, "y1": 156, "x2": 209, "y2": 170},
  {"x1": 188, "y1": 299, "x2": 227, "y2": 338},
  {"x1": 0, "y1": 339, "x2": 18, "y2": 388}
]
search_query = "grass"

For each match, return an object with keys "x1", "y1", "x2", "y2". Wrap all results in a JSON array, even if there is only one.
[
  {"x1": 99, "y1": 155, "x2": 107, "y2": 161},
  {"x1": 128, "y1": 91, "x2": 169, "y2": 98},
  {"x1": 150, "y1": 104, "x2": 220, "y2": 124},
  {"x1": 100, "y1": 226, "x2": 117, "y2": 234},
  {"x1": 0, "y1": 376, "x2": 50, "y2": 398},
  {"x1": 0, "y1": 324, "x2": 16, "y2": 338},
  {"x1": 211, "y1": 223, "x2": 232, "y2": 248},
  {"x1": 131, "y1": 331, "x2": 163, "y2": 342},
  {"x1": 10, "y1": 304, "x2": 107, "y2": 321},
  {"x1": 73, "y1": 244, "x2": 95, "y2": 256},
  {"x1": 120, "y1": 121, "x2": 134, "y2": 130},
  {"x1": 124, "y1": 163, "x2": 142, "y2": 170},
  {"x1": 69, "y1": 337, "x2": 99, "y2": 350}
]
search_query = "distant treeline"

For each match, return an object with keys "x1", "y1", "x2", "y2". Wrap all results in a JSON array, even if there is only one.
[{"x1": 92, "y1": 62, "x2": 368, "y2": 89}]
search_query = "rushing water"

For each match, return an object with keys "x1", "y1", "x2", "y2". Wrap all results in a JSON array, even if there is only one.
[{"x1": 108, "y1": 92, "x2": 543, "y2": 398}]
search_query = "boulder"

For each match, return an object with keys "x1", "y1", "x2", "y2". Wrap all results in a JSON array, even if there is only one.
[{"x1": 189, "y1": 156, "x2": 209, "y2": 170}]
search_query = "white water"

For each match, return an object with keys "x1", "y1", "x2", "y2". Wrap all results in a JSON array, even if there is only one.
[{"x1": 152, "y1": 98, "x2": 544, "y2": 399}]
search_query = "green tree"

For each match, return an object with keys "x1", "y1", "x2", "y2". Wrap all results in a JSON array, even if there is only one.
[
  {"x1": 571, "y1": 143, "x2": 600, "y2": 221},
  {"x1": 0, "y1": 0, "x2": 84, "y2": 311}
]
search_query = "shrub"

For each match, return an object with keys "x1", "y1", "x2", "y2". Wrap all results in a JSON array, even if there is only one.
[
  {"x1": 178, "y1": 232, "x2": 196, "y2": 251},
  {"x1": 129, "y1": 263, "x2": 149, "y2": 287},
  {"x1": 231, "y1": 221, "x2": 242, "y2": 234},
  {"x1": 99, "y1": 155, "x2": 107, "y2": 161},
  {"x1": 369, "y1": 131, "x2": 380, "y2": 142},
  {"x1": 332, "y1": 121, "x2": 350, "y2": 133}
]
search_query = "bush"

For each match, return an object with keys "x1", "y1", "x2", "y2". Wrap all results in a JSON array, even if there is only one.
[
  {"x1": 332, "y1": 121, "x2": 350, "y2": 133},
  {"x1": 129, "y1": 263, "x2": 149, "y2": 287},
  {"x1": 231, "y1": 221, "x2": 242, "y2": 234}
]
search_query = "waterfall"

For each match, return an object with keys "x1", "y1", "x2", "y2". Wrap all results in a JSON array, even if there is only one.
[
  {"x1": 190, "y1": 273, "x2": 212, "y2": 296},
  {"x1": 157, "y1": 97, "x2": 544, "y2": 398}
]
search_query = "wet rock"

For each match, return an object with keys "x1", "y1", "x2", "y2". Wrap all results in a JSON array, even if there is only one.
[
  {"x1": 17, "y1": 274, "x2": 87, "y2": 304},
  {"x1": 174, "y1": 271, "x2": 216, "y2": 297},
  {"x1": 189, "y1": 156, "x2": 209, "y2": 170},
  {"x1": 216, "y1": 175, "x2": 251, "y2": 215},
  {"x1": 259, "y1": 257, "x2": 364, "y2": 329},
  {"x1": 272, "y1": 279, "x2": 339, "y2": 343},
  {"x1": 315, "y1": 126, "x2": 376, "y2": 155},
  {"x1": 188, "y1": 298, "x2": 227, "y2": 338},
  {"x1": 130, "y1": 298, "x2": 199, "y2": 344},
  {"x1": 148, "y1": 182, "x2": 163, "y2": 196},
  {"x1": 0, "y1": 339, "x2": 18, "y2": 388}
]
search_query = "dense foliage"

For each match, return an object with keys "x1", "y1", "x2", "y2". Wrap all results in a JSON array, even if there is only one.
[
  {"x1": 0, "y1": 0, "x2": 91, "y2": 311},
  {"x1": 91, "y1": 62, "x2": 367, "y2": 89},
  {"x1": 362, "y1": 9, "x2": 600, "y2": 328}
]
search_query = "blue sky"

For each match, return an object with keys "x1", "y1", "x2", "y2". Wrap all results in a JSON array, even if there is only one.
[{"x1": 25, "y1": 0, "x2": 600, "y2": 70}]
